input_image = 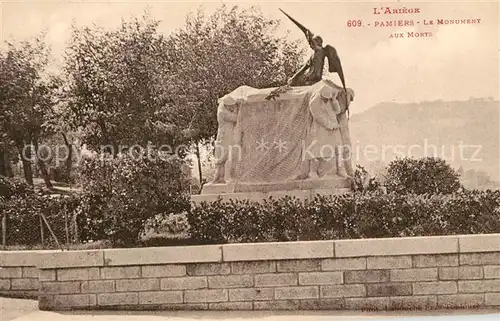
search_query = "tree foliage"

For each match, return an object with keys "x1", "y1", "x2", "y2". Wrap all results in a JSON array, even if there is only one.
[
  {"x1": 167, "y1": 5, "x2": 305, "y2": 142},
  {"x1": 385, "y1": 157, "x2": 461, "y2": 195},
  {"x1": 0, "y1": 35, "x2": 56, "y2": 185},
  {"x1": 63, "y1": 14, "x2": 188, "y2": 152}
]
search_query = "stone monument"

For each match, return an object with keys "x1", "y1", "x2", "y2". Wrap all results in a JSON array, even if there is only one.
[{"x1": 192, "y1": 10, "x2": 355, "y2": 203}]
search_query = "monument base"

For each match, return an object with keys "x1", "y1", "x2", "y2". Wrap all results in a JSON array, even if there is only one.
[{"x1": 191, "y1": 178, "x2": 352, "y2": 204}]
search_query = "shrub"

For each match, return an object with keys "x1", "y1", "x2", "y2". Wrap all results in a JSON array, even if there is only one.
[
  {"x1": 385, "y1": 157, "x2": 461, "y2": 195},
  {"x1": 77, "y1": 152, "x2": 190, "y2": 246},
  {"x1": 188, "y1": 190, "x2": 500, "y2": 244},
  {"x1": 0, "y1": 176, "x2": 32, "y2": 199}
]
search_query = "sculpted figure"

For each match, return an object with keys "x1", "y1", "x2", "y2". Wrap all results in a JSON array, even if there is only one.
[
  {"x1": 302, "y1": 85, "x2": 344, "y2": 179},
  {"x1": 211, "y1": 95, "x2": 239, "y2": 184},
  {"x1": 280, "y1": 9, "x2": 347, "y2": 94}
]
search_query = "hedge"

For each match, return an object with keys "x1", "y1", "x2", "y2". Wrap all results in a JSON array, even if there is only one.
[{"x1": 187, "y1": 190, "x2": 500, "y2": 244}]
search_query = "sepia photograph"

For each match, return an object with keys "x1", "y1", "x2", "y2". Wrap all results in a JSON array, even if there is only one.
[{"x1": 0, "y1": 0, "x2": 499, "y2": 320}]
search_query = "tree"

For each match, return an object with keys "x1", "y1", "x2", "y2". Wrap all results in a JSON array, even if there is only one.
[
  {"x1": 63, "y1": 13, "x2": 190, "y2": 154},
  {"x1": 166, "y1": 5, "x2": 305, "y2": 183},
  {"x1": 385, "y1": 157, "x2": 461, "y2": 195},
  {"x1": 0, "y1": 35, "x2": 56, "y2": 187}
]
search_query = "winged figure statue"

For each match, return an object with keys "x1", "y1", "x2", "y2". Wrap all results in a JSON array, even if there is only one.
[{"x1": 280, "y1": 9, "x2": 347, "y2": 93}]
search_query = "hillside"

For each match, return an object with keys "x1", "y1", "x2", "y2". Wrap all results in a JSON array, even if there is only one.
[{"x1": 349, "y1": 98, "x2": 500, "y2": 181}]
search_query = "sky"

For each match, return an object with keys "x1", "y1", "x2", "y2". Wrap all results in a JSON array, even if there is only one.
[{"x1": 0, "y1": 0, "x2": 499, "y2": 114}]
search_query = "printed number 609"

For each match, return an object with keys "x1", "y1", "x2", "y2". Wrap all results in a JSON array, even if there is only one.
[{"x1": 347, "y1": 20, "x2": 362, "y2": 27}]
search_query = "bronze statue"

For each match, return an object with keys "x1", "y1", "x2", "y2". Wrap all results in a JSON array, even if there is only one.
[{"x1": 280, "y1": 9, "x2": 347, "y2": 93}]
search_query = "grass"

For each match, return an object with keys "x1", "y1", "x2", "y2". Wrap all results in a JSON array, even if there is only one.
[{"x1": 0, "y1": 233, "x2": 196, "y2": 251}]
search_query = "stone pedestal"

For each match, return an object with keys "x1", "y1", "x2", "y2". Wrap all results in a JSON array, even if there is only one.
[{"x1": 191, "y1": 178, "x2": 351, "y2": 204}]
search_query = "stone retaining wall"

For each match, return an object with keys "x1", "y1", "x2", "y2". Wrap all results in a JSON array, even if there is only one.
[
  {"x1": 0, "y1": 250, "x2": 42, "y2": 299},
  {"x1": 1, "y1": 234, "x2": 499, "y2": 311}
]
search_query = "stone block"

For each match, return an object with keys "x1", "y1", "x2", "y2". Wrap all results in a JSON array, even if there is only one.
[
  {"x1": 11, "y1": 278, "x2": 38, "y2": 290},
  {"x1": 38, "y1": 295, "x2": 54, "y2": 310},
  {"x1": 255, "y1": 273, "x2": 297, "y2": 287},
  {"x1": 437, "y1": 294, "x2": 484, "y2": 308},
  {"x1": 301, "y1": 178, "x2": 351, "y2": 190},
  {"x1": 277, "y1": 260, "x2": 320, "y2": 272},
  {"x1": 57, "y1": 268, "x2": 100, "y2": 281},
  {"x1": 208, "y1": 275, "x2": 253, "y2": 288},
  {"x1": 275, "y1": 286, "x2": 319, "y2": 300},
  {"x1": 39, "y1": 270, "x2": 56, "y2": 281},
  {"x1": 141, "y1": 265, "x2": 186, "y2": 278},
  {"x1": 320, "y1": 284, "x2": 366, "y2": 298},
  {"x1": 390, "y1": 268, "x2": 437, "y2": 282},
  {"x1": 254, "y1": 300, "x2": 299, "y2": 310},
  {"x1": 38, "y1": 250, "x2": 104, "y2": 269},
  {"x1": 222, "y1": 240, "x2": 334, "y2": 262},
  {"x1": 0, "y1": 279, "x2": 10, "y2": 290},
  {"x1": 54, "y1": 294, "x2": 96, "y2": 308},
  {"x1": 413, "y1": 281, "x2": 457, "y2": 295},
  {"x1": 139, "y1": 291, "x2": 183, "y2": 305},
  {"x1": 116, "y1": 279, "x2": 159, "y2": 292},
  {"x1": 484, "y1": 265, "x2": 500, "y2": 279},
  {"x1": 184, "y1": 289, "x2": 228, "y2": 303},
  {"x1": 100, "y1": 266, "x2": 140, "y2": 279},
  {"x1": 439, "y1": 266, "x2": 483, "y2": 280},
  {"x1": 344, "y1": 270, "x2": 389, "y2": 283},
  {"x1": 0, "y1": 267, "x2": 22, "y2": 278},
  {"x1": 98, "y1": 292, "x2": 138, "y2": 306},
  {"x1": 298, "y1": 272, "x2": 343, "y2": 285},
  {"x1": 231, "y1": 261, "x2": 276, "y2": 274},
  {"x1": 22, "y1": 267, "x2": 39, "y2": 278},
  {"x1": 186, "y1": 263, "x2": 230, "y2": 276},
  {"x1": 367, "y1": 256, "x2": 412, "y2": 269},
  {"x1": 335, "y1": 236, "x2": 458, "y2": 257},
  {"x1": 103, "y1": 245, "x2": 222, "y2": 266},
  {"x1": 41, "y1": 281, "x2": 80, "y2": 294},
  {"x1": 201, "y1": 183, "x2": 236, "y2": 194},
  {"x1": 389, "y1": 296, "x2": 437, "y2": 310},
  {"x1": 209, "y1": 302, "x2": 253, "y2": 310},
  {"x1": 366, "y1": 283, "x2": 412, "y2": 297},
  {"x1": 322, "y1": 258, "x2": 366, "y2": 271},
  {"x1": 235, "y1": 180, "x2": 304, "y2": 194},
  {"x1": 208, "y1": 275, "x2": 253, "y2": 289},
  {"x1": 81, "y1": 280, "x2": 115, "y2": 293},
  {"x1": 458, "y1": 279, "x2": 500, "y2": 293},
  {"x1": 299, "y1": 298, "x2": 344, "y2": 310},
  {"x1": 229, "y1": 288, "x2": 274, "y2": 301},
  {"x1": 460, "y1": 253, "x2": 500, "y2": 266},
  {"x1": 345, "y1": 297, "x2": 390, "y2": 310},
  {"x1": 459, "y1": 234, "x2": 500, "y2": 253},
  {"x1": 485, "y1": 293, "x2": 500, "y2": 306},
  {"x1": 0, "y1": 250, "x2": 41, "y2": 267},
  {"x1": 161, "y1": 276, "x2": 207, "y2": 290},
  {"x1": 413, "y1": 254, "x2": 458, "y2": 267}
]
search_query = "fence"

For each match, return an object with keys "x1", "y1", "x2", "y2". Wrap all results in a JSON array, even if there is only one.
[{"x1": 1, "y1": 194, "x2": 80, "y2": 249}]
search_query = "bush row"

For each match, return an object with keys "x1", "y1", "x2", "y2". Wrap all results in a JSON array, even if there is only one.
[
  {"x1": 1, "y1": 152, "x2": 191, "y2": 247},
  {"x1": 187, "y1": 190, "x2": 500, "y2": 244}
]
